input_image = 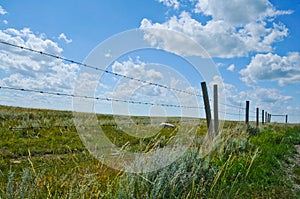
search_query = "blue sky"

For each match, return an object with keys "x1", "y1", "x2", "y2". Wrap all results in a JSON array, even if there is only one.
[{"x1": 0, "y1": 0, "x2": 299, "y2": 123}]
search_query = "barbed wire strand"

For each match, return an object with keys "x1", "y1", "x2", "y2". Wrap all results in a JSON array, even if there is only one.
[
  {"x1": 0, "y1": 40, "x2": 203, "y2": 97},
  {"x1": 0, "y1": 85, "x2": 204, "y2": 109},
  {"x1": 219, "y1": 102, "x2": 246, "y2": 110}
]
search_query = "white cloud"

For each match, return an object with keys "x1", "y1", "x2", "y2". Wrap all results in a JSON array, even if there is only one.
[
  {"x1": 227, "y1": 64, "x2": 235, "y2": 72},
  {"x1": 286, "y1": 106, "x2": 300, "y2": 123},
  {"x1": 0, "y1": 28, "x2": 79, "y2": 92},
  {"x1": 240, "y1": 52, "x2": 300, "y2": 86},
  {"x1": 0, "y1": 5, "x2": 7, "y2": 15},
  {"x1": 157, "y1": 0, "x2": 180, "y2": 10},
  {"x1": 109, "y1": 57, "x2": 200, "y2": 117},
  {"x1": 104, "y1": 50, "x2": 112, "y2": 58},
  {"x1": 216, "y1": 63, "x2": 225, "y2": 67},
  {"x1": 3, "y1": 20, "x2": 8, "y2": 24},
  {"x1": 217, "y1": 80, "x2": 293, "y2": 121},
  {"x1": 206, "y1": 75, "x2": 293, "y2": 121},
  {"x1": 246, "y1": 87, "x2": 292, "y2": 104},
  {"x1": 140, "y1": 0, "x2": 291, "y2": 58},
  {"x1": 240, "y1": 87, "x2": 292, "y2": 122},
  {"x1": 141, "y1": 16, "x2": 210, "y2": 57},
  {"x1": 110, "y1": 58, "x2": 167, "y2": 115},
  {"x1": 112, "y1": 57, "x2": 163, "y2": 81},
  {"x1": 194, "y1": 0, "x2": 292, "y2": 26},
  {"x1": 58, "y1": 33, "x2": 72, "y2": 44},
  {"x1": 111, "y1": 58, "x2": 165, "y2": 100}
]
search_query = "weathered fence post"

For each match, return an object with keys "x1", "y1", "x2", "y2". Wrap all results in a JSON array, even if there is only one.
[
  {"x1": 269, "y1": 114, "x2": 272, "y2": 123},
  {"x1": 256, "y1": 107, "x2": 259, "y2": 127},
  {"x1": 265, "y1": 111, "x2": 268, "y2": 123},
  {"x1": 286, "y1": 115, "x2": 288, "y2": 124},
  {"x1": 213, "y1": 84, "x2": 219, "y2": 136},
  {"x1": 245, "y1": 101, "x2": 250, "y2": 126},
  {"x1": 201, "y1": 82, "x2": 213, "y2": 137},
  {"x1": 262, "y1": 109, "x2": 265, "y2": 124}
]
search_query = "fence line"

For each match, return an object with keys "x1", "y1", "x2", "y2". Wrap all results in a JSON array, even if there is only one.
[
  {"x1": 2, "y1": 40, "x2": 266, "y2": 121},
  {"x1": 1, "y1": 41, "x2": 300, "y2": 179},
  {"x1": 0, "y1": 40, "x2": 270, "y2": 116},
  {"x1": 1, "y1": 83, "x2": 298, "y2": 126},
  {"x1": 0, "y1": 39, "x2": 298, "y2": 127},
  {"x1": 1, "y1": 86, "x2": 295, "y2": 124}
]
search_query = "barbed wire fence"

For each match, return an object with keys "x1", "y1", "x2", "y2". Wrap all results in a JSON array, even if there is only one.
[
  {"x1": 1, "y1": 40, "x2": 300, "y2": 175},
  {"x1": 0, "y1": 40, "x2": 298, "y2": 129}
]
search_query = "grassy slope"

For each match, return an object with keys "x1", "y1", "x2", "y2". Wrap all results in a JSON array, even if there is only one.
[{"x1": 0, "y1": 105, "x2": 299, "y2": 198}]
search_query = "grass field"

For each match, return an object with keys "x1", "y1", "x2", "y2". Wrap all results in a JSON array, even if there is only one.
[{"x1": 0, "y1": 105, "x2": 299, "y2": 198}]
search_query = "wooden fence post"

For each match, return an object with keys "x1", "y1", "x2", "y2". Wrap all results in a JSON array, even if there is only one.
[
  {"x1": 286, "y1": 115, "x2": 288, "y2": 124},
  {"x1": 262, "y1": 109, "x2": 264, "y2": 124},
  {"x1": 256, "y1": 107, "x2": 259, "y2": 127},
  {"x1": 201, "y1": 82, "x2": 213, "y2": 137},
  {"x1": 213, "y1": 84, "x2": 219, "y2": 136},
  {"x1": 245, "y1": 101, "x2": 250, "y2": 126},
  {"x1": 269, "y1": 114, "x2": 272, "y2": 123},
  {"x1": 265, "y1": 111, "x2": 268, "y2": 123}
]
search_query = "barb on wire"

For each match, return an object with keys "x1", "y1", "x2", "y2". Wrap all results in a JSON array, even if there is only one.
[
  {"x1": 0, "y1": 40, "x2": 203, "y2": 97},
  {"x1": 0, "y1": 85, "x2": 204, "y2": 109}
]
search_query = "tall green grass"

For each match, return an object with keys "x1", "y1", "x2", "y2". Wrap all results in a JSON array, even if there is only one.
[{"x1": 0, "y1": 105, "x2": 299, "y2": 198}]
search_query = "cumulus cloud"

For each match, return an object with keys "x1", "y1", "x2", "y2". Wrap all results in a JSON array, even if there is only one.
[
  {"x1": 194, "y1": 0, "x2": 292, "y2": 26},
  {"x1": 219, "y1": 81, "x2": 293, "y2": 121},
  {"x1": 141, "y1": 17, "x2": 210, "y2": 57},
  {"x1": 240, "y1": 52, "x2": 300, "y2": 86},
  {"x1": 157, "y1": 0, "x2": 180, "y2": 10},
  {"x1": 109, "y1": 57, "x2": 200, "y2": 117},
  {"x1": 227, "y1": 64, "x2": 235, "y2": 72},
  {"x1": 112, "y1": 58, "x2": 163, "y2": 81},
  {"x1": 0, "y1": 28, "x2": 79, "y2": 92},
  {"x1": 3, "y1": 20, "x2": 8, "y2": 24},
  {"x1": 247, "y1": 87, "x2": 292, "y2": 103},
  {"x1": 58, "y1": 33, "x2": 72, "y2": 44},
  {"x1": 0, "y1": 5, "x2": 7, "y2": 15},
  {"x1": 111, "y1": 58, "x2": 164, "y2": 99},
  {"x1": 140, "y1": 0, "x2": 291, "y2": 58},
  {"x1": 207, "y1": 75, "x2": 292, "y2": 120}
]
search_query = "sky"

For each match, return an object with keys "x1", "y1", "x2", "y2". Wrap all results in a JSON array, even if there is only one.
[{"x1": 0, "y1": 0, "x2": 299, "y2": 123}]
